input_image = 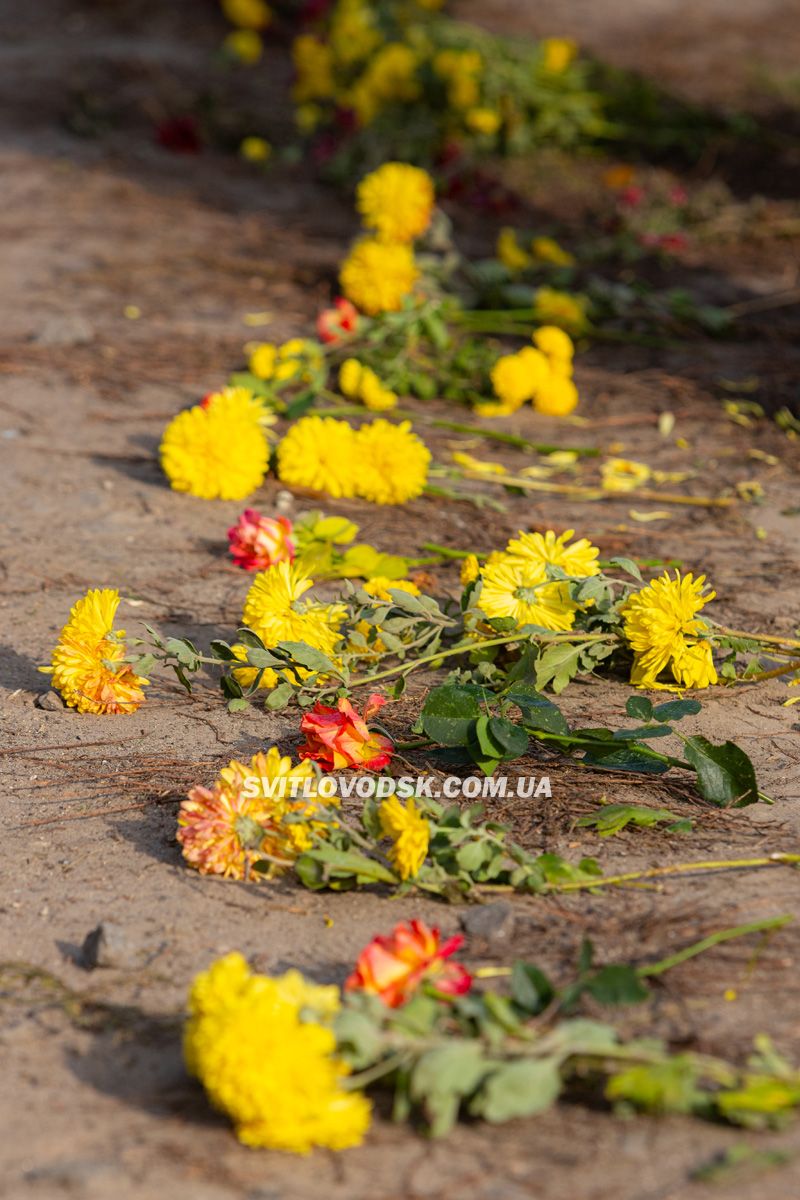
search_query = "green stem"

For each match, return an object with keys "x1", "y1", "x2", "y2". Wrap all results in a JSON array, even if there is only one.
[
  {"x1": 637, "y1": 914, "x2": 793, "y2": 978},
  {"x1": 550, "y1": 853, "x2": 800, "y2": 894}
]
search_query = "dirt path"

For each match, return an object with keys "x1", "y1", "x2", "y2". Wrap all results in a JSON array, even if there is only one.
[{"x1": 1, "y1": 4, "x2": 799, "y2": 1198}]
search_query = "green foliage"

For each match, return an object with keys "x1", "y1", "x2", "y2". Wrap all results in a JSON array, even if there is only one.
[{"x1": 578, "y1": 802, "x2": 691, "y2": 838}]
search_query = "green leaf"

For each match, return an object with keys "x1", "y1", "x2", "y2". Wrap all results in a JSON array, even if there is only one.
[
  {"x1": 487, "y1": 716, "x2": 529, "y2": 759},
  {"x1": 586, "y1": 965, "x2": 650, "y2": 1005},
  {"x1": 612, "y1": 723, "x2": 673, "y2": 741},
  {"x1": 209, "y1": 640, "x2": 238, "y2": 662},
  {"x1": 264, "y1": 681, "x2": 294, "y2": 711},
  {"x1": 683, "y1": 736, "x2": 759, "y2": 807},
  {"x1": 409, "y1": 1042, "x2": 488, "y2": 1137},
  {"x1": 278, "y1": 642, "x2": 337, "y2": 674},
  {"x1": 577, "y1": 803, "x2": 685, "y2": 838},
  {"x1": 504, "y1": 684, "x2": 569, "y2": 735},
  {"x1": 608, "y1": 556, "x2": 643, "y2": 580},
  {"x1": 606, "y1": 1058, "x2": 703, "y2": 1115},
  {"x1": 333, "y1": 1008, "x2": 383, "y2": 1069},
  {"x1": 625, "y1": 695, "x2": 653, "y2": 720},
  {"x1": 422, "y1": 684, "x2": 481, "y2": 746},
  {"x1": 580, "y1": 744, "x2": 669, "y2": 774},
  {"x1": 651, "y1": 698, "x2": 701, "y2": 721},
  {"x1": 510, "y1": 962, "x2": 554, "y2": 1014},
  {"x1": 470, "y1": 1059, "x2": 561, "y2": 1123},
  {"x1": 534, "y1": 644, "x2": 582, "y2": 694},
  {"x1": 227, "y1": 698, "x2": 250, "y2": 714}
]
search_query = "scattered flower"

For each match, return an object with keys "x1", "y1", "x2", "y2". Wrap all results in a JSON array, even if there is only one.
[
  {"x1": 533, "y1": 287, "x2": 588, "y2": 333},
  {"x1": 339, "y1": 237, "x2": 419, "y2": 315},
  {"x1": 622, "y1": 571, "x2": 718, "y2": 690},
  {"x1": 602, "y1": 458, "x2": 652, "y2": 492},
  {"x1": 379, "y1": 796, "x2": 430, "y2": 879},
  {"x1": 496, "y1": 227, "x2": 532, "y2": 272},
  {"x1": 300, "y1": 693, "x2": 393, "y2": 771},
  {"x1": 160, "y1": 388, "x2": 272, "y2": 500},
  {"x1": 356, "y1": 162, "x2": 435, "y2": 243},
  {"x1": 277, "y1": 415, "x2": 359, "y2": 499},
  {"x1": 533, "y1": 325, "x2": 575, "y2": 363},
  {"x1": 460, "y1": 553, "x2": 481, "y2": 585},
  {"x1": 534, "y1": 374, "x2": 579, "y2": 417},
  {"x1": 345, "y1": 919, "x2": 471, "y2": 1008},
  {"x1": 223, "y1": 29, "x2": 264, "y2": 64},
  {"x1": 317, "y1": 297, "x2": 359, "y2": 344},
  {"x1": 531, "y1": 236, "x2": 575, "y2": 267},
  {"x1": 241, "y1": 561, "x2": 345, "y2": 660},
  {"x1": 541, "y1": 37, "x2": 578, "y2": 73},
  {"x1": 240, "y1": 135, "x2": 271, "y2": 162},
  {"x1": 222, "y1": 0, "x2": 272, "y2": 29},
  {"x1": 355, "y1": 419, "x2": 431, "y2": 504},
  {"x1": 465, "y1": 107, "x2": 501, "y2": 135},
  {"x1": 478, "y1": 557, "x2": 577, "y2": 631},
  {"x1": 227, "y1": 510, "x2": 295, "y2": 571},
  {"x1": 505, "y1": 529, "x2": 600, "y2": 578}
]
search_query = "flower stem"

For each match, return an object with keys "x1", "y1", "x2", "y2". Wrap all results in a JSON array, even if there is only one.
[
  {"x1": 551, "y1": 853, "x2": 800, "y2": 893},
  {"x1": 637, "y1": 914, "x2": 793, "y2": 977}
]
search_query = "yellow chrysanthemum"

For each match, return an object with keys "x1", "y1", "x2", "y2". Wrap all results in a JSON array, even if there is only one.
[
  {"x1": 379, "y1": 796, "x2": 430, "y2": 880},
  {"x1": 340, "y1": 238, "x2": 419, "y2": 316},
  {"x1": 478, "y1": 557, "x2": 577, "y2": 631},
  {"x1": 533, "y1": 326, "x2": 575, "y2": 363},
  {"x1": 531, "y1": 236, "x2": 576, "y2": 267},
  {"x1": 346, "y1": 43, "x2": 420, "y2": 125},
  {"x1": 184, "y1": 953, "x2": 371, "y2": 1152},
  {"x1": 466, "y1": 107, "x2": 501, "y2": 135},
  {"x1": 363, "y1": 576, "x2": 421, "y2": 601},
  {"x1": 505, "y1": 529, "x2": 600, "y2": 578},
  {"x1": 223, "y1": 29, "x2": 263, "y2": 64},
  {"x1": 534, "y1": 375, "x2": 579, "y2": 417},
  {"x1": 277, "y1": 416, "x2": 358, "y2": 499},
  {"x1": 460, "y1": 554, "x2": 480, "y2": 586},
  {"x1": 533, "y1": 287, "x2": 588, "y2": 333},
  {"x1": 242, "y1": 561, "x2": 345, "y2": 655},
  {"x1": 160, "y1": 388, "x2": 272, "y2": 501},
  {"x1": 356, "y1": 162, "x2": 435, "y2": 244},
  {"x1": 44, "y1": 588, "x2": 148, "y2": 715},
  {"x1": 497, "y1": 228, "x2": 532, "y2": 273},
  {"x1": 602, "y1": 458, "x2": 651, "y2": 492},
  {"x1": 273, "y1": 338, "x2": 324, "y2": 385},
  {"x1": 291, "y1": 35, "x2": 335, "y2": 103},
  {"x1": 240, "y1": 135, "x2": 271, "y2": 162},
  {"x1": 622, "y1": 570, "x2": 717, "y2": 690},
  {"x1": 339, "y1": 358, "x2": 363, "y2": 398},
  {"x1": 541, "y1": 37, "x2": 578, "y2": 73},
  {"x1": 222, "y1": 0, "x2": 271, "y2": 29},
  {"x1": 355, "y1": 419, "x2": 431, "y2": 504},
  {"x1": 490, "y1": 348, "x2": 550, "y2": 409},
  {"x1": 341, "y1": 361, "x2": 397, "y2": 411}
]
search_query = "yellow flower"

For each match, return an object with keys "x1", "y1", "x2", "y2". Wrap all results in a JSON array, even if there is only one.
[
  {"x1": 184, "y1": 953, "x2": 371, "y2": 1152},
  {"x1": 242, "y1": 561, "x2": 344, "y2": 656},
  {"x1": 177, "y1": 747, "x2": 324, "y2": 880},
  {"x1": 223, "y1": 29, "x2": 263, "y2": 64},
  {"x1": 273, "y1": 338, "x2": 324, "y2": 385},
  {"x1": 339, "y1": 358, "x2": 363, "y2": 398},
  {"x1": 452, "y1": 451, "x2": 507, "y2": 475},
  {"x1": 291, "y1": 35, "x2": 335, "y2": 102},
  {"x1": 533, "y1": 325, "x2": 574, "y2": 363},
  {"x1": 497, "y1": 227, "x2": 532, "y2": 272},
  {"x1": 490, "y1": 348, "x2": 550, "y2": 409},
  {"x1": 533, "y1": 287, "x2": 588, "y2": 333},
  {"x1": 295, "y1": 102, "x2": 323, "y2": 133},
  {"x1": 160, "y1": 388, "x2": 272, "y2": 500},
  {"x1": 460, "y1": 554, "x2": 480, "y2": 585},
  {"x1": 505, "y1": 529, "x2": 600, "y2": 578},
  {"x1": 355, "y1": 419, "x2": 431, "y2": 504},
  {"x1": 347, "y1": 43, "x2": 419, "y2": 126},
  {"x1": 541, "y1": 37, "x2": 578, "y2": 73},
  {"x1": 379, "y1": 796, "x2": 430, "y2": 880},
  {"x1": 622, "y1": 571, "x2": 717, "y2": 690},
  {"x1": 240, "y1": 135, "x2": 271, "y2": 162},
  {"x1": 363, "y1": 577, "x2": 421, "y2": 600},
  {"x1": 466, "y1": 107, "x2": 501, "y2": 135},
  {"x1": 248, "y1": 342, "x2": 277, "y2": 378},
  {"x1": 602, "y1": 458, "x2": 651, "y2": 492},
  {"x1": 534, "y1": 375, "x2": 579, "y2": 417},
  {"x1": 356, "y1": 162, "x2": 435, "y2": 244},
  {"x1": 222, "y1": 0, "x2": 271, "y2": 29},
  {"x1": 531, "y1": 236, "x2": 575, "y2": 267},
  {"x1": 329, "y1": 0, "x2": 383, "y2": 67},
  {"x1": 433, "y1": 49, "x2": 483, "y2": 110},
  {"x1": 44, "y1": 588, "x2": 148, "y2": 715},
  {"x1": 277, "y1": 415, "x2": 359, "y2": 499},
  {"x1": 359, "y1": 368, "x2": 398, "y2": 412},
  {"x1": 478, "y1": 557, "x2": 577, "y2": 631},
  {"x1": 340, "y1": 238, "x2": 419, "y2": 315}
]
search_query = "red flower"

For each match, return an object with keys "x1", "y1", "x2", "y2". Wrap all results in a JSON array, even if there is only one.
[
  {"x1": 227, "y1": 510, "x2": 295, "y2": 571},
  {"x1": 155, "y1": 116, "x2": 202, "y2": 154},
  {"x1": 345, "y1": 919, "x2": 472, "y2": 1008},
  {"x1": 299, "y1": 693, "x2": 393, "y2": 771},
  {"x1": 618, "y1": 185, "x2": 645, "y2": 210},
  {"x1": 316, "y1": 297, "x2": 359, "y2": 344}
]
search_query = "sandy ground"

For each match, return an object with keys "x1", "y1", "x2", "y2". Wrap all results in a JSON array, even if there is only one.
[{"x1": 1, "y1": 2, "x2": 800, "y2": 1198}]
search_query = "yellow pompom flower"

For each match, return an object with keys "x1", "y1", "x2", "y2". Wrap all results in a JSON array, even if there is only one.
[
  {"x1": 533, "y1": 375, "x2": 579, "y2": 417},
  {"x1": 273, "y1": 338, "x2": 324, "y2": 384},
  {"x1": 222, "y1": 0, "x2": 271, "y2": 30},
  {"x1": 478, "y1": 557, "x2": 577, "y2": 631},
  {"x1": 355, "y1": 419, "x2": 431, "y2": 504},
  {"x1": 505, "y1": 529, "x2": 600, "y2": 578},
  {"x1": 531, "y1": 236, "x2": 575, "y2": 267},
  {"x1": 338, "y1": 358, "x2": 364, "y2": 398},
  {"x1": 622, "y1": 570, "x2": 717, "y2": 690},
  {"x1": 277, "y1": 415, "x2": 359, "y2": 499},
  {"x1": 160, "y1": 388, "x2": 272, "y2": 500},
  {"x1": 533, "y1": 325, "x2": 574, "y2": 363},
  {"x1": 602, "y1": 458, "x2": 651, "y2": 492},
  {"x1": 379, "y1": 796, "x2": 430, "y2": 880},
  {"x1": 44, "y1": 588, "x2": 148, "y2": 715},
  {"x1": 490, "y1": 348, "x2": 550, "y2": 409},
  {"x1": 184, "y1": 953, "x2": 371, "y2": 1152},
  {"x1": 291, "y1": 35, "x2": 335, "y2": 102},
  {"x1": 541, "y1": 37, "x2": 578, "y2": 73},
  {"x1": 460, "y1": 554, "x2": 480, "y2": 586},
  {"x1": 340, "y1": 238, "x2": 419, "y2": 315},
  {"x1": 533, "y1": 287, "x2": 588, "y2": 333},
  {"x1": 466, "y1": 107, "x2": 501, "y2": 135},
  {"x1": 346, "y1": 43, "x2": 420, "y2": 126},
  {"x1": 363, "y1": 576, "x2": 421, "y2": 600},
  {"x1": 248, "y1": 342, "x2": 277, "y2": 379},
  {"x1": 223, "y1": 29, "x2": 263, "y2": 64},
  {"x1": 356, "y1": 162, "x2": 435, "y2": 244},
  {"x1": 240, "y1": 135, "x2": 271, "y2": 162},
  {"x1": 242, "y1": 561, "x2": 345, "y2": 657},
  {"x1": 358, "y1": 369, "x2": 397, "y2": 411},
  {"x1": 496, "y1": 227, "x2": 532, "y2": 273}
]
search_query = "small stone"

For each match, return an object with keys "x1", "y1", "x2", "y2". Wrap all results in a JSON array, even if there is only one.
[
  {"x1": 34, "y1": 315, "x2": 94, "y2": 347},
  {"x1": 81, "y1": 921, "x2": 159, "y2": 969},
  {"x1": 460, "y1": 901, "x2": 516, "y2": 943},
  {"x1": 35, "y1": 690, "x2": 66, "y2": 711}
]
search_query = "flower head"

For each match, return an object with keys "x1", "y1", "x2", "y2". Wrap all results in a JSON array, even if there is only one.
[
  {"x1": 240, "y1": 135, "x2": 271, "y2": 162},
  {"x1": 222, "y1": 0, "x2": 271, "y2": 29},
  {"x1": 177, "y1": 747, "x2": 324, "y2": 880},
  {"x1": 345, "y1": 920, "x2": 471, "y2": 1008},
  {"x1": 466, "y1": 107, "x2": 501, "y2": 135},
  {"x1": 379, "y1": 796, "x2": 430, "y2": 880},
  {"x1": 277, "y1": 415, "x2": 358, "y2": 499},
  {"x1": 602, "y1": 458, "x2": 651, "y2": 492},
  {"x1": 356, "y1": 162, "x2": 435, "y2": 244},
  {"x1": 362, "y1": 576, "x2": 420, "y2": 601},
  {"x1": 340, "y1": 238, "x2": 419, "y2": 315},
  {"x1": 496, "y1": 227, "x2": 532, "y2": 273},
  {"x1": 242, "y1": 561, "x2": 344, "y2": 658},
  {"x1": 184, "y1": 953, "x2": 370, "y2": 1152},
  {"x1": 317, "y1": 297, "x2": 359, "y2": 344},
  {"x1": 541, "y1": 37, "x2": 578, "y2": 73},
  {"x1": 490, "y1": 348, "x2": 550, "y2": 409},
  {"x1": 505, "y1": 529, "x2": 600, "y2": 578},
  {"x1": 460, "y1": 553, "x2": 481, "y2": 585},
  {"x1": 223, "y1": 29, "x2": 263, "y2": 64},
  {"x1": 533, "y1": 325, "x2": 574, "y2": 363},
  {"x1": 533, "y1": 287, "x2": 588, "y2": 333},
  {"x1": 622, "y1": 570, "x2": 717, "y2": 690},
  {"x1": 340, "y1": 360, "x2": 397, "y2": 411},
  {"x1": 160, "y1": 388, "x2": 272, "y2": 500},
  {"x1": 300, "y1": 693, "x2": 393, "y2": 772},
  {"x1": 228, "y1": 510, "x2": 295, "y2": 571},
  {"x1": 44, "y1": 588, "x2": 148, "y2": 715},
  {"x1": 478, "y1": 556, "x2": 577, "y2": 631},
  {"x1": 355, "y1": 419, "x2": 431, "y2": 504},
  {"x1": 533, "y1": 375, "x2": 579, "y2": 417}
]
